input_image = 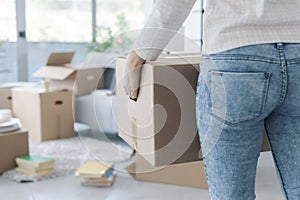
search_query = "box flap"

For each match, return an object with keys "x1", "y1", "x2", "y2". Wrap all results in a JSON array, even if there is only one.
[
  {"x1": 46, "y1": 52, "x2": 75, "y2": 66},
  {"x1": 33, "y1": 66, "x2": 75, "y2": 80}
]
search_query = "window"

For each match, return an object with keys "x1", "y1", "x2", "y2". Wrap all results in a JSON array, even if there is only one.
[
  {"x1": 91, "y1": 0, "x2": 144, "y2": 53},
  {"x1": 0, "y1": 0, "x2": 17, "y2": 83},
  {"x1": 26, "y1": 0, "x2": 92, "y2": 42},
  {"x1": 0, "y1": 0, "x2": 17, "y2": 42},
  {"x1": 96, "y1": 0, "x2": 144, "y2": 34},
  {"x1": 26, "y1": 0, "x2": 93, "y2": 81},
  {"x1": 0, "y1": 0, "x2": 146, "y2": 83}
]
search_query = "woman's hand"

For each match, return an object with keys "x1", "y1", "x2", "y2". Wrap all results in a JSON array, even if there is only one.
[{"x1": 123, "y1": 51, "x2": 146, "y2": 101}]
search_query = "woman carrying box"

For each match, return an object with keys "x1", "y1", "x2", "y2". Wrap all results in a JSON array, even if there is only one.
[{"x1": 123, "y1": 0, "x2": 300, "y2": 199}]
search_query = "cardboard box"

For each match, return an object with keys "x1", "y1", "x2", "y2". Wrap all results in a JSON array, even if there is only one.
[
  {"x1": 116, "y1": 55, "x2": 202, "y2": 166},
  {"x1": 127, "y1": 137, "x2": 269, "y2": 189},
  {"x1": 80, "y1": 52, "x2": 118, "y2": 89},
  {"x1": 0, "y1": 86, "x2": 13, "y2": 110},
  {"x1": 0, "y1": 82, "x2": 38, "y2": 110},
  {"x1": 116, "y1": 54, "x2": 271, "y2": 167},
  {"x1": 33, "y1": 52, "x2": 105, "y2": 96},
  {"x1": 12, "y1": 87, "x2": 75, "y2": 142},
  {"x1": 0, "y1": 128, "x2": 29, "y2": 173},
  {"x1": 126, "y1": 154, "x2": 208, "y2": 188}
]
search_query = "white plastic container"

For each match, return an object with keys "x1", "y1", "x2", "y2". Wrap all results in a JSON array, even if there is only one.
[{"x1": 75, "y1": 90, "x2": 118, "y2": 134}]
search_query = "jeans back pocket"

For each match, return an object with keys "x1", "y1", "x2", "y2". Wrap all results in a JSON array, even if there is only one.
[{"x1": 210, "y1": 70, "x2": 270, "y2": 125}]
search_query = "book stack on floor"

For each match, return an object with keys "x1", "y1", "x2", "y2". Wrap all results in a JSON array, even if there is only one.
[
  {"x1": 75, "y1": 161, "x2": 115, "y2": 187},
  {"x1": 15, "y1": 155, "x2": 55, "y2": 178}
]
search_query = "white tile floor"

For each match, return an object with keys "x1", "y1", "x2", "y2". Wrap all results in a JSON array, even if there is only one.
[{"x1": 0, "y1": 152, "x2": 285, "y2": 200}]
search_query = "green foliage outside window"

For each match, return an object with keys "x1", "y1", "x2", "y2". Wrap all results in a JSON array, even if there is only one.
[
  {"x1": 88, "y1": 13, "x2": 133, "y2": 53},
  {"x1": 0, "y1": 40, "x2": 5, "y2": 48}
]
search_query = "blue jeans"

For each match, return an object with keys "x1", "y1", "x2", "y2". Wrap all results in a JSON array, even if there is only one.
[{"x1": 196, "y1": 43, "x2": 300, "y2": 200}]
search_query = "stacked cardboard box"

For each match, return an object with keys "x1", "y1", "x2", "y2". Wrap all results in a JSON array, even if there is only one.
[
  {"x1": 12, "y1": 87, "x2": 74, "y2": 142},
  {"x1": 0, "y1": 82, "x2": 38, "y2": 110},
  {"x1": 33, "y1": 52, "x2": 105, "y2": 96},
  {"x1": 0, "y1": 129, "x2": 29, "y2": 173}
]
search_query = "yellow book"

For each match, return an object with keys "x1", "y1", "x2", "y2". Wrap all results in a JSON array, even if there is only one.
[
  {"x1": 18, "y1": 163, "x2": 54, "y2": 172},
  {"x1": 75, "y1": 161, "x2": 114, "y2": 178},
  {"x1": 16, "y1": 167, "x2": 54, "y2": 178},
  {"x1": 16, "y1": 164, "x2": 54, "y2": 173}
]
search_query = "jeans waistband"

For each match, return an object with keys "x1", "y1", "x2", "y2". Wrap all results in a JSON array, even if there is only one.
[{"x1": 204, "y1": 43, "x2": 300, "y2": 63}]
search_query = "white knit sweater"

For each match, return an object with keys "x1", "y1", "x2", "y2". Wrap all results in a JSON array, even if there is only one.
[{"x1": 134, "y1": 0, "x2": 300, "y2": 60}]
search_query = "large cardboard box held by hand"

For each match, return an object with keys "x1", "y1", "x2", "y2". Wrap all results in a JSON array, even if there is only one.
[
  {"x1": 33, "y1": 52, "x2": 104, "y2": 96},
  {"x1": 116, "y1": 54, "x2": 271, "y2": 167},
  {"x1": 0, "y1": 129, "x2": 29, "y2": 173},
  {"x1": 116, "y1": 55, "x2": 202, "y2": 166},
  {"x1": 12, "y1": 87, "x2": 74, "y2": 142}
]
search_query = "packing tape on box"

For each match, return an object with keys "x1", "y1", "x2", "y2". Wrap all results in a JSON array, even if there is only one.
[{"x1": 0, "y1": 109, "x2": 12, "y2": 123}]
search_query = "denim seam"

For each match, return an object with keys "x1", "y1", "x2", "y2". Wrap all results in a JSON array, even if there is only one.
[
  {"x1": 211, "y1": 113, "x2": 261, "y2": 126},
  {"x1": 274, "y1": 46, "x2": 288, "y2": 109},
  {"x1": 286, "y1": 58, "x2": 300, "y2": 65},
  {"x1": 202, "y1": 55, "x2": 281, "y2": 64},
  {"x1": 259, "y1": 72, "x2": 271, "y2": 116},
  {"x1": 202, "y1": 158, "x2": 213, "y2": 198},
  {"x1": 272, "y1": 111, "x2": 300, "y2": 117},
  {"x1": 264, "y1": 124, "x2": 289, "y2": 200}
]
